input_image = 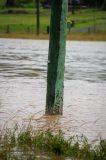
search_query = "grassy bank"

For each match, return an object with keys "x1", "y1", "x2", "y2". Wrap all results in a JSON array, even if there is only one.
[
  {"x1": 0, "y1": 128, "x2": 106, "y2": 160},
  {"x1": 0, "y1": 32, "x2": 106, "y2": 41},
  {"x1": 0, "y1": 8, "x2": 106, "y2": 40}
]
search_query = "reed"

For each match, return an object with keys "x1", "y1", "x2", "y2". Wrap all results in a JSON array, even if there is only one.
[{"x1": 0, "y1": 127, "x2": 106, "y2": 160}]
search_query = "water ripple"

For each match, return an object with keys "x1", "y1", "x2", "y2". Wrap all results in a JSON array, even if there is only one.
[{"x1": 0, "y1": 39, "x2": 106, "y2": 141}]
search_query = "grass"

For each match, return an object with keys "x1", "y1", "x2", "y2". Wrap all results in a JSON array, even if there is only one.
[
  {"x1": 0, "y1": 32, "x2": 106, "y2": 41},
  {"x1": 68, "y1": 9, "x2": 106, "y2": 30},
  {"x1": 0, "y1": 127, "x2": 106, "y2": 160},
  {"x1": 0, "y1": 13, "x2": 50, "y2": 32},
  {"x1": 0, "y1": 7, "x2": 106, "y2": 40}
]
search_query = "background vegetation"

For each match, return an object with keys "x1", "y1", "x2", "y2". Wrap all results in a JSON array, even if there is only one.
[
  {"x1": 0, "y1": 128, "x2": 106, "y2": 160},
  {"x1": 0, "y1": 0, "x2": 106, "y2": 40}
]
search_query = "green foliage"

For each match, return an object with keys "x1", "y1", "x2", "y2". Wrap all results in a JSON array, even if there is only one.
[
  {"x1": 18, "y1": 130, "x2": 32, "y2": 149},
  {"x1": 0, "y1": 130, "x2": 16, "y2": 160},
  {"x1": 93, "y1": 140, "x2": 106, "y2": 160},
  {"x1": 102, "y1": 0, "x2": 106, "y2": 10},
  {"x1": 17, "y1": 0, "x2": 33, "y2": 3},
  {"x1": 0, "y1": 0, "x2": 5, "y2": 8},
  {"x1": 44, "y1": 131, "x2": 68, "y2": 154},
  {"x1": 32, "y1": 132, "x2": 44, "y2": 148},
  {"x1": 0, "y1": 8, "x2": 105, "y2": 34},
  {"x1": 0, "y1": 128, "x2": 106, "y2": 160}
]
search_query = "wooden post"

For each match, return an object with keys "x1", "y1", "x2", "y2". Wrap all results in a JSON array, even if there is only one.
[
  {"x1": 36, "y1": 0, "x2": 40, "y2": 35},
  {"x1": 6, "y1": 25, "x2": 10, "y2": 33},
  {"x1": 46, "y1": 0, "x2": 68, "y2": 115}
]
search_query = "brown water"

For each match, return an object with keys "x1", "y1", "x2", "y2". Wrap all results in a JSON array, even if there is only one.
[{"x1": 0, "y1": 38, "x2": 106, "y2": 142}]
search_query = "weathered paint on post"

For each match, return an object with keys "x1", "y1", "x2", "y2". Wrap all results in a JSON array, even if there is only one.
[{"x1": 46, "y1": 0, "x2": 68, "y2": 115}]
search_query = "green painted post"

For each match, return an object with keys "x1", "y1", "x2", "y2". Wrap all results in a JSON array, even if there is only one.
[{"x1": 46, "y1": 0, "x2": 68, "y2": 115}]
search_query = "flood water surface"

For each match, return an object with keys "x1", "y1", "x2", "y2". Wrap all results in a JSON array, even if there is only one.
[{"x1": 0, "y1": 39, "x2": 106, "y2": 142}]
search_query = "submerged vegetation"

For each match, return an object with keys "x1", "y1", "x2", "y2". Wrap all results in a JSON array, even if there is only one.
[{"x1": 0, "y1": 127, "x2": 106, "y2": 160}]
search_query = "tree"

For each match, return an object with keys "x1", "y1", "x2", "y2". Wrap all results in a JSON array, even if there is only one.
[
  {"x1": 5, "y1": 0, "x2": 16, "y2": 7},
  {"x1": 102, "y1": 0, "x2": 106, "y2": 10},
  {"x1": 80, "y1": 0, "x2": 104, "y2": 8},
  {"x1": 71, "y1": 0, "x2": 79, "y2": 14},
  {"x1": 5, "y1": 0, "x2": 34, "y2": 7}
]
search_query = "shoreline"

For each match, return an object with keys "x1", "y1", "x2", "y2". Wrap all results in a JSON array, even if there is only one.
[{"x1": 0, "y1": 32, "x2": 106, "y2": 41}]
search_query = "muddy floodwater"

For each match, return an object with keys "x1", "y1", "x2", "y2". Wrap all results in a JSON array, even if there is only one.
[{"x1": 0, "y1": 38, "x2": 106, "y2": 142}]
